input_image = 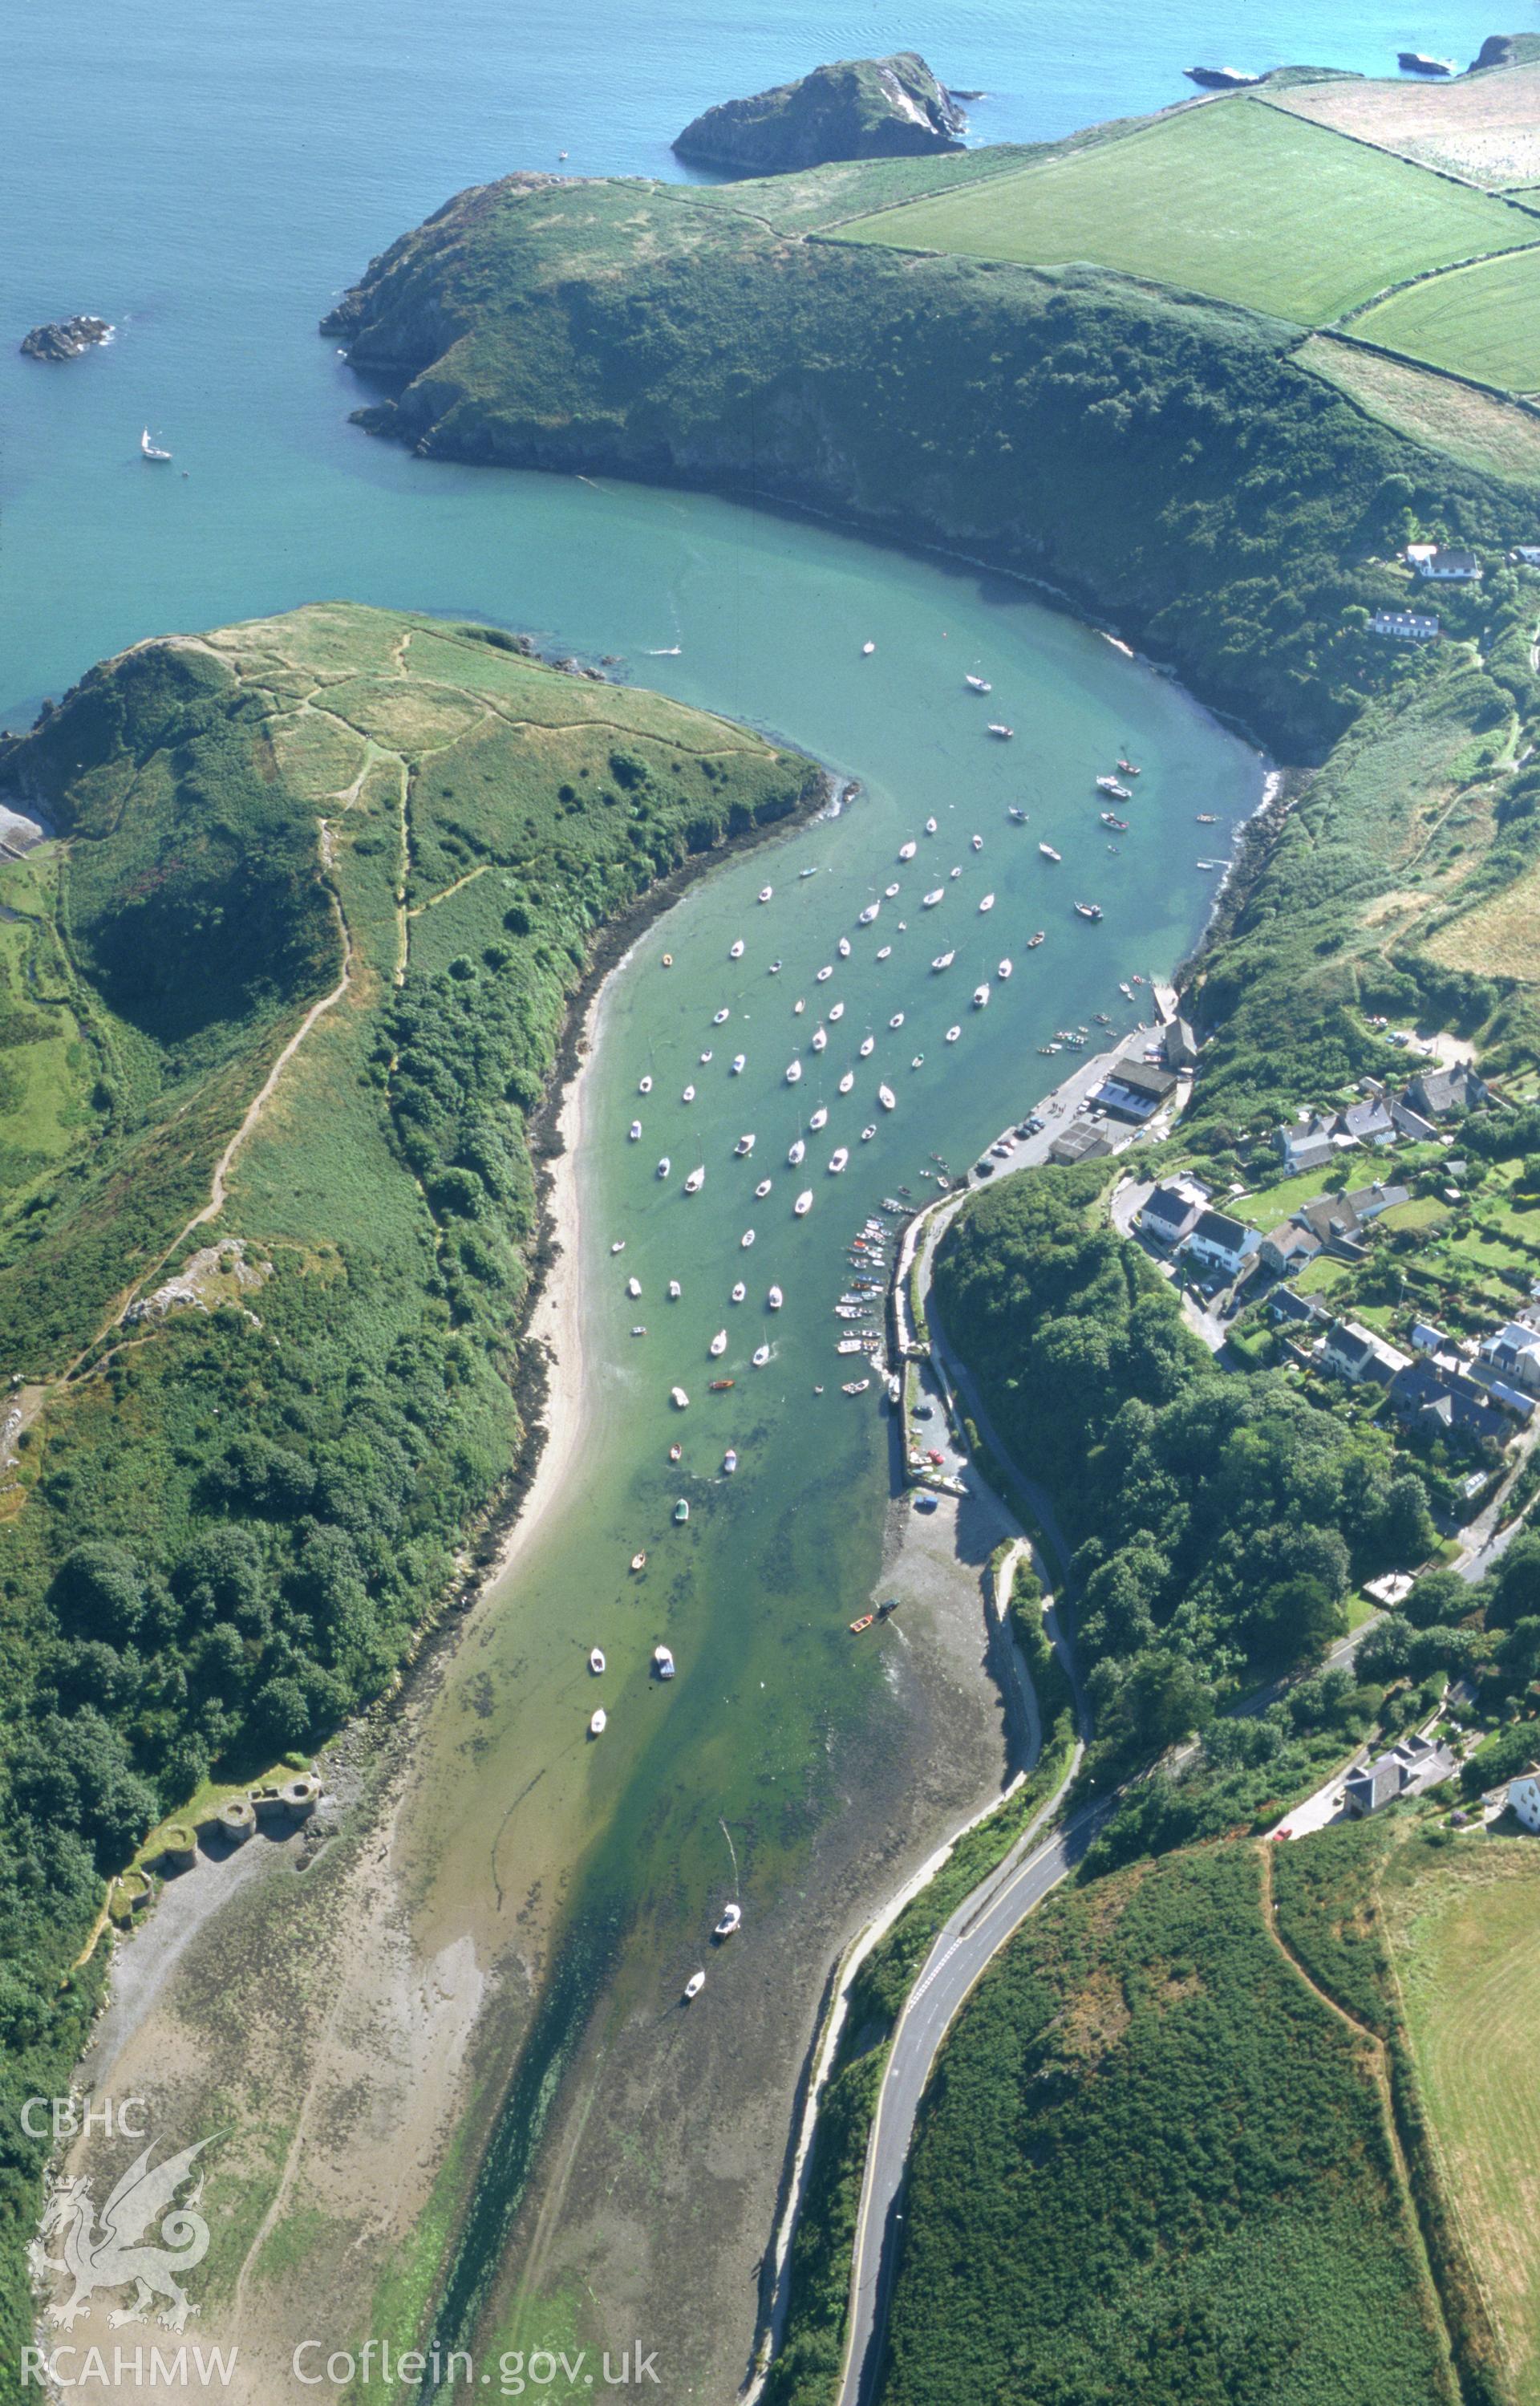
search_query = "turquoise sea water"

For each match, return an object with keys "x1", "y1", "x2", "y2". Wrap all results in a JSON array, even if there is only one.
[{"x1": 0, "y1": 0, "x2": 1469, "y2": 2371}]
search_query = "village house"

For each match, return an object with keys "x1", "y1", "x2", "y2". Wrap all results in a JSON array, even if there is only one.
[
  {"x1": 1093, "y1": 1057, "x2": 1178, "y2": 1123},
  {"x1": 1345, "y1": 1181, "x2": 1409, "y2": 1224},
  {"x1": 1509, "y1": 1768, "x2": 1540, "y2": 1831},
  {"x1": 1389, "y1": 1358, "x2": 1510, "y2": 1446},
  {"x1": 1480, "y1": 1321, "x2": 1540, "y2": 1394},
  {"x1": 1321, "y1": 1318, "x2": 1412, "y2": 1387},
  {"x1": 1270, "y1": 1284, "x2": 1328, "y2": 1329},
  {"x1": 1338, "y1": 1097, "x2": 1397, "y2": 1147},
  {"x1": 1181, "y1": 1209, "x2": 1260, "y2": 1282},
  {"x1": 1388, "y1": 1096, "x2": 1440, "y2": 1142},
  {"x1": 1161, "y1": 1016, "x2": 1199, "y2": 1072},
  {"x1": 1515, "y1": 546, "x2": 1540, "y2": 569},
  {"x1": 1272, "y1": 1110, "x2": 1348, "y2": 1174},
  {"x1": 1413, "y1": 546, "x2": 1483, "y2": 582},
  {"x1": 1260, "y1": 1221, "x2": 1322, "y2": 1276},
  {"x1": 1371, "y1": 610, "x2": 1440, "y2": 643},
  {"x1": 1292, "y1": 1192, "x2": 1367, "y2": 1256},
  {"x1": 1344, "y1": 1734, "x2": 1453, "y2": 1818},
  {"x1": 1138, "y1": 1181, "x2": 1206, "y2": 1248},
  {"x1": 1410, "y1": 1321, "x2": 1452, "y2": 1356},
  {"x1": 1406, "y1": 1062, "x2": 1488, "y2": 1120}
]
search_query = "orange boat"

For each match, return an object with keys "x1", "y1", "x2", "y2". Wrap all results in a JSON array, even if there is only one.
[
  {"x1": 709, "y1": 1377, "x2": 736, "y2": 1392},
  {"x1": 849, "y1": 1613, "x2": 876, "y2": 1635}
]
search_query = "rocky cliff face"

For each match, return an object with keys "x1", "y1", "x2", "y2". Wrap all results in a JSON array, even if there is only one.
[{"x1": 672, "y1": 54, "x2": 966, "y2": 175}]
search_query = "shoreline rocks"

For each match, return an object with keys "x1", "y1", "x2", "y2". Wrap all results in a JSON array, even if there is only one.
[{"x1": 20, "y1": 314, "x2": 111, "y2": 361}]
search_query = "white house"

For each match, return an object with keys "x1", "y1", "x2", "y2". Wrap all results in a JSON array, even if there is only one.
[
  {"x1": 1481, "y1": 1321, "x2": 1540, "y2": 1395},
  {"x1": 1414, "y1": 546, "x2": 1482, "y2": 582},
  {"x1": 1510, "y1": 1768, "x2": 1540, "y2": 1832},
  {"x1": 1371, "y1": 611, "x2": 1440, "y2": 643},
  {"x1": 1322, "y1": 1319, "x2": 1412, "y2": 1388},
  {"x1": 1514, "y1": 546, "x2": 1540, "y2": 568},
  {"x1": 1139, "y1": 1181, "x2": 1206, "y2": 1248},
  {"x1": 1181, "y1": 1209, "x2": 1260, "y2": 1281}
]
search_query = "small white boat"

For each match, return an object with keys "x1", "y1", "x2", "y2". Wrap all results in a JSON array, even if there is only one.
[
  {"x1": 669, "y1": 1281, "x2": 683, "y2": 1300},
  {"x1": 800, "y1": 866, "x2": 818, "y2": 878},
  {"x1": 931, "y1": 950, "x2": 955, "y2": 972},
  {"x1": 714, "y1": 1008, "x2": 731, "y2": 1025},
  {"x1": 140, "y1": 427, "x2": 172, "y2": 462},
  {"x1": 638, "y1": 1074, "x2": 653, "y2": 1093},
  {"x1": 861, "y1": 1124, "x2": 877, "y2": 1142},
  {"x1": 671, "y1": 1386, "x2": 690, "y2": 1409},
  {"x1": 684, "y1": 1166, "x2": 705, "y2": 1193},
  {"x1": 732, "y1": 1280, "x2": 747, "y2": 1303},
  {"x1": 861, "y1": 640, "x2": 875, "y2": 656},
  {"x1": 732, "y1": 1054, "x2": 746, "y2": 1075},
  {"x1": 812, "y1": 1027, "x2": 828, "y2": 1053},
  {"x1": 809, "y1": 1106, "x2": 829, "y2": 1130},
  {"x1": 987, "y1": 724, "x2": 1013, "y2": 740},
  {"x1": 735, "y1": 1133, "x2": 756, "y2": 1156},
  {"x1": 885, "y1": 882, "x2": 901, "y2": 897},
  {"x1": 950, "y1": 866, "x2": 962, "y2": 880},
  {"x1": 759, "y1": 885, "x2": 773, "y2": 903},
  {"x1": 837, "y1": 938, "x2": 851, "y2": 959},
  {"x1": 889, "y1": 1012, "x2": 905, "y2": 1029},
  {"x1": 627, "y1": 1276, "x2": 642, "y2": 1297},
  {"x1": 768, "y1": 1285, "x2": 784, "y2": 1309},
  {"x1": 829, "y1": 1001, "x2": 845, "y2": 1021},
  {"x1": 683, "y1": 1085, "x2": 696, "y2": 1103},
  {"x1": 794, "y1": 997, "x2": 806, "y2": 1014},
  {"x1": 590, "y1": 1647, "x2": 606, "y2": 1675},
  {"x1": 657, "y1": 1157, "x2": 671, "y2": 1179},
  {"x1": 675, "y1": 1497, "x2": 690, "y2": 1524},
  {"x1": 876, "y1": 944, "x2": 892, "y2": 960},
  {"x1": 729, "y1": 939, "x2": 745, "y2": 960},
  {"x1": 710, "y1": 1330, "x2": 728, "y2": 1356},
  {"x1": 1039, "y1": 843, "x2": 1061, "y2": 863},
  {"x1": 972, "y1": 984, "x2": 991, "y2": 1008},
  {"x1": 877, "y1": 1085, "x2": 896, "y2": 1110},
  {"x1": 1096, "y1": 775, "x2": 1132, "y2": 800},
  {"x1": 769, "y1": 960, "x2": 781, "y2": 973},
  {"x1": 998, "y1": 959, "x2": 1013, "y2": 980},
  {"x1": 611, "y1": 1240, "x2": 626, "y2": 1254},
  {"x1": 756, "y1": 1177, "x2": 772, "y2": 1198},
  {"x1": 715, "y1": 1902, "x2": 743, "y2": 1937},
  {"x1": 700, "y1": 1049, "x2": 713, "y2": 1064},
  {"x1": 912, "y1": 1054, "x2": 924, "y2": 1068},
  {"x1": 630, "y1": 1120, "x2": 642, "y2": 1141},
  {"x1": 752, "y1": 1343, "x2": 771, "y2": 1367},
  {"x1": 723, "y1": 1447, "x2": 739, "y2": 1474},
  {"x1": 816, "y1": 965, "x2": 833, "y2": 984},
  {"x1": 683, "y1": 1970, "x2": 706, "y2": 2000},
  {"x1": 590, "y1": 1706, "x2": 607, "y2": 1737},
  {"x1": 829, "y1": 1148, "x2": 849, "y2": 1174},
  {"x1": 922, "y1": 888, "x2": 944, "y2": 908},
  {"x1": 741, "y1": 1227, "x2": 756, "y2": 1248},
  {"x1": 654, "y1": 1644, "x2": 676, "y2": 1679},
  {"x1": 971, "y1": 834, "x2": 983, "y2": 851},
  {"x1": 965, "y1": 673, "x2": 991, "y2": 694},
  {"x1": 859, "y1": 902, "x2": 881, "y2": 925},
  {"x1": 979, "y1": 893, "x2": 995, "y2": 913},
  {"x1": 859, "y1": 1035, "x2": 874, "y2": 1057},
  {"x1": 795, "y1": 1190, "x2": 813, "y2": 1215},
  {"x1": 946, "y1": 1024, "x2": 961, "y2": 1044},
  {"x1": 788, "y1": 1138, "x2": 806, "y2": 1166},
  {"x1": 838, "y1": 1071, "x2": 855, "y2": 1093},
  {"x1": 925, "y1": 817, "x2": 938, "y2": 835}
]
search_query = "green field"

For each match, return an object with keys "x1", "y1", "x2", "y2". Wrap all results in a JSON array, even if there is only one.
[
  {"x1": 1297, "y1": 335, "x2": 1540, "y2": 486},
  {"x1": 1385, "y1": 1843, "x2": 1540, "y2": 2400},
  {"x1": 1354, "y1": 247, "x2": 1540, "y2": 392},
  {"x1": 834, "y1": 99, "x2": 1538, "y2": 327}
]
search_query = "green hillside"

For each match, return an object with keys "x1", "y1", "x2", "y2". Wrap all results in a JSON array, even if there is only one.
[{"x1": 0, "y1": 603, "x2": 818, "y2": 2376}]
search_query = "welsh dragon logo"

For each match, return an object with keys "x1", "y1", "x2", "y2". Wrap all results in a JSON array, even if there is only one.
[{"x1": 33, "y1": 2138, "x2": 212, "y2": 2332}]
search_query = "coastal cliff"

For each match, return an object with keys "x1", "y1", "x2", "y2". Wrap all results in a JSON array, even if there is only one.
[
  {"x1": 320, "y1": 157, "x2": 1522, "y2": 764},
  {"x1": 673, "y1": 54, "x2": 966, "y2": 175}
]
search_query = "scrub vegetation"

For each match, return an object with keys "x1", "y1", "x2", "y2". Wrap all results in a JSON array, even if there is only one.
[
  {"x1": 0, "y1": 602, "x2": 819, "y2": 2375},
  {"x1": 877, "y1": 1843, "x2": 1453, "y2": 2406}
]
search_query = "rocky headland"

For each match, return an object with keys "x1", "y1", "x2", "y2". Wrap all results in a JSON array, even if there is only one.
[{"x1": 673, "y1": 52, "x2": 966, "y2": 175}]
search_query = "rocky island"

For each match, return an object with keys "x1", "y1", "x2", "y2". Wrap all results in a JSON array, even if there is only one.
[
  {"x1": 19, "y1": 314, "x2": 111, "y2": 360},
  {"x1": 672, "y1": 52, "x2": 967, "y2": 175}
]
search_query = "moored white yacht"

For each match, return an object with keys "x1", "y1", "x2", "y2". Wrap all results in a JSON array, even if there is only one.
[
  {"x1": 589, "y1": 1706, "x2": 607, "y2": 1737},
  {"x1": 684, "y1": 1166, "x2": 705, "y2": 1192},
  {"x1": 741, "y1": 1227, "x2": 756, "y2": 1247},
  {"x1": 654, "y1": 1644, "x2": 675, "y2": 1678},
  {"x1": 973, "y1": 984, "x2": 991, "y2": 1008},
  {"x1": 629, "y1": 1120, "x2": 642, "y2": 1140},
  {"x1": 794, "y1": 1189, "x2": 813, "y2": 1215},
  {"x1": 715, "y1": 1901, "x2": 743, "y2": 1937},
  {"x1": 809, "y1": 1106, "x2": 829, "y2": 1130},
  {"x1": 710, "y1": 1329, "x2": 728, "y2": 1356},
  {"x1": 877, "y1": 1084, "x2": 896, "y2": 1110},
  {"x1": 729, "y1": 939, "x2": 745, "y2": 959},
  {"x1": 788, "y1": 1138, "x2": 806, "y2": 1166},
  {"x1": 735, "y1": 1133, "x2": 756, "y2": 1155},
  {"x1": 829, "y1": 1148, "x2": 849, "y2": 1174},
  {"x1": 922, "y1": 887, "x2": 943, "y2": 908},
  {"x1": 768, "y1": 1285, "x2": 784, "y2": 1309},
  {"x1": 590, "y1": 1648, "x2": 606, "y2": 1675}
]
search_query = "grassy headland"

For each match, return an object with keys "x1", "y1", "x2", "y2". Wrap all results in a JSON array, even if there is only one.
[{"x1": 0, "y1": 603, "x2": 821, "y2": 2378}]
